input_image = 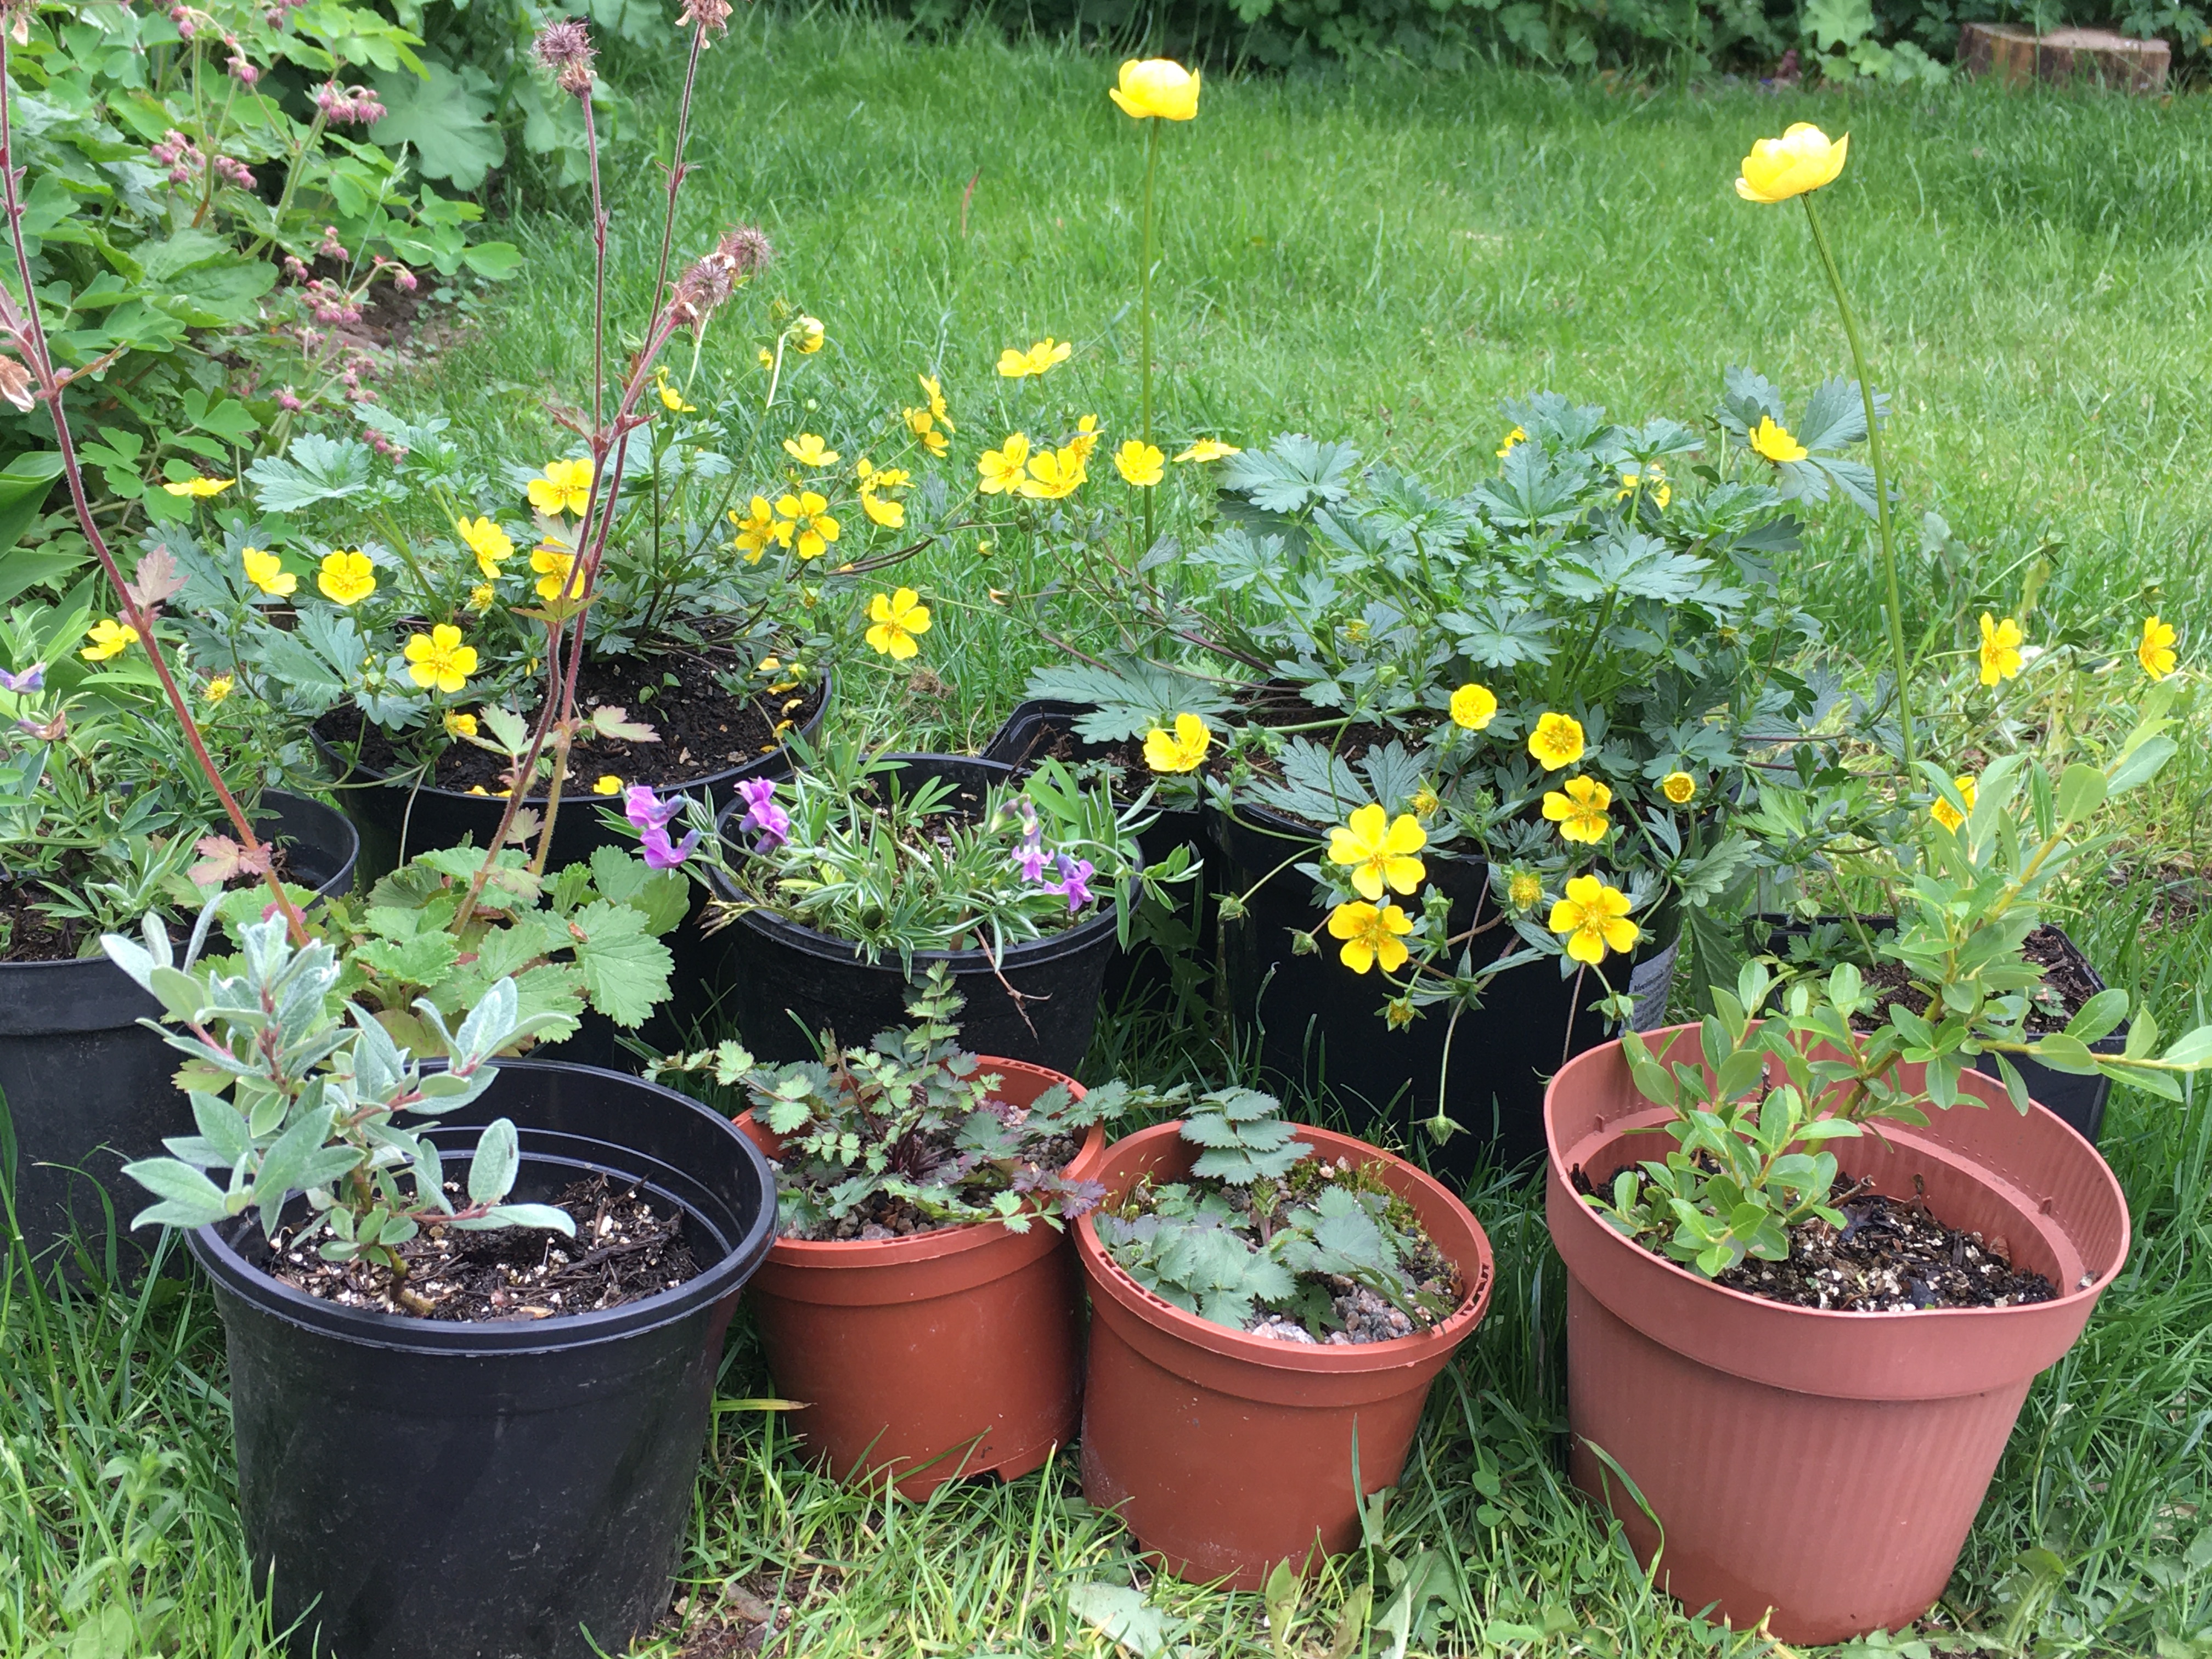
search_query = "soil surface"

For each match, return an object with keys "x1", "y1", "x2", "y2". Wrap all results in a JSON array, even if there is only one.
[
  {"x1": 773, "y1": 1115, "x2": 1085, "y2": 1244},
  {"x1": 998, "y1": 715, "x2": 1150, "y2": 802},
  {"x1": 1843, "y1": 924, "x2": 2102, "y2": 1036},
  {"x1": 0, "y1": 881, "x2": 87, "y2": 962},
  {"x1": 267, "y1": 1174, "x2": 702, "y2": 1321},
  {"x1": 322, "y1": 653, "x2": 822, "y2": 798}
]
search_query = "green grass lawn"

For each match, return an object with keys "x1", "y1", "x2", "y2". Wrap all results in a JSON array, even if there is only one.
[{"x1": 7, "y1": 15, "x2": 2212, "y2": 1657}]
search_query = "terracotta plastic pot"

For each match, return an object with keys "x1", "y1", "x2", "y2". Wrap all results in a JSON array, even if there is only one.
[
  {"x1": 1545, "y1": 1026, "x2": 2131, "y2": 1645},
  {"x1": 1075, "y1": 1122, "x2": 1495, "y2": 1588},
  {"x1": 735, "y1": 1059, "x2": 1104, "y2": 1496}
]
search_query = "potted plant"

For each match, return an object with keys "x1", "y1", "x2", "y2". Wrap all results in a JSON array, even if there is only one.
[
  {"x1": 1073, "y1": 1088, "x2": 1494, "y2": 1588},
  {"x1": 106, "y1": 909, "x2": 777, "y2": 1659},
  {"x1": 1545, "y1": 738, "x2": 2212, "y2": 1643},
  {"x1": 659, "y1": 967, "x2": 1131, "y2": 1495}
]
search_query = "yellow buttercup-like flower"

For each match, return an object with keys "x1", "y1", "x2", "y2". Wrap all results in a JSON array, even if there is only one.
[
  {"x1": 1328, "y1": 804, "x2": 1427, "y2": 902},
  {"x1": 782, "y1": 433, "x2": 839, "y2": 469},
  {"x1": 317, "y1": 550, "x2": 377, "y2": 606},
  {"x1": 1109, "y1": 58, "x2": 1200, "y2": 121},
  {"x1": 203, "y1": 674, "x2": 234, "y2": 704},
  {"x1": 81, "y1": 619, "x2": 138, "y2": 661},
  {"x1": 1114, "y1": 441, "x2": 1164, "y2": 488},
  {"x1": 978, "y1": 434, "x2": 1031, "y2": 495},
  {"x1": 1507, "y1": 870, "x2": 1543, "y2": 912},
  {"x1": 1931, "y1": 772, "x2": 1978, "y2": 832},
  {"x1": 403, "y1": 624, "x2": 478, "y2": 695},
  {"x1": 160, "y1": 475, "x2": 234, "y2": 499},
  {"x1": 443, "y1": 709, "x2": 478, "y2": 738},
  {"x1": 1449, "y1": 682, "x2": 1498, "y2": 731},
  {"x1": 467, "y1": 583, "x2": 496, "y2": 612},
  {"x1": 856, "y1": 459, "x2": 911, "y2": 492},
  {"x1": 1174, "y1": 438, "x2": 1240, "y2": 463},
  {"x1": 1977, "y1": 613, "x2": 2024, "y2": 686},
  {"x1": 918, "y1": 374, "x2": 954, "y2": 433},
  {"x1": 1327, "y1": 900, "x2": 1413, "y2": 975},
  {"x1": 1411, "y1": 785, "x2": 1440, "y2": 820},
  {"x1": 865, "y1": 588, "x2": 930, "y2": 661},
  {"x1": 531, "y1": 545, "x2": 583, "y2": 603},
  {"x1": 1142, "y1": 713, "x2": 1210, "y2": 774},
  {"x1": 1542, "y1": 775, "x2": 1613, "y2": 845},
  {"x1": 1749, "y1": 417, "x2": 1808, "y2": 465},
  {"x1": 730, "y1": 496, "x2": 789, "y2": 563},
  {"x1": 1736, "y1": 123, "x2": 1849, "y2": 204},
  {"x1": 2138, "y1": 615, "x2": 2178, "y2": 680},
  {"x1": 860, "y1": 488, "x2": 904, "y2": 529},
  {"x1": 594, "y1": 775, "x2": 623, "y2": 795},
  {"x1": 527, "y1": 457, "x2": 595, "y2": 516},
  {"x1": 1527, "y1": 712, "x2": 1585, "y2": 771},
  {"x1": 1069, "y1": 415, "x2": 1103, "y2": 463},
  {"x1": 1661, "y1": 771, "x2": 1697, "y2": 805},
  {"x1": 241, "y1": 545, "x2": 296, "y2": 598},
  {"x1": 654, "y1": 367, "x2": 696, "y2": 413},
  {"x1": 1020, "y1": 442, "x2": 1087, "y2": 501},
  {"x1": 1550, "y1": 874, "x2": 1638, "y2": 966},
  {"x1": 996, "y1": 338, "x2": 1073, "y2": 379},
  {"x1": 456, "y1": 516, "x2": 514, "y2": 578},
  {"x1": 792, "y1": 315, "x2": 825, "y2": 354},
  {"x1": 1496, "y1": 426, "x2": 1525, "y2": 460},
  {"x1": 775, "y1": 492, "x2": 839, "y2": 560},
  {"x1": 904, "y1": 405, "x2": 950, "y2": 457},
  {"x1": 1618, "y1": 467, "x2": 1671, "y2": 509}
]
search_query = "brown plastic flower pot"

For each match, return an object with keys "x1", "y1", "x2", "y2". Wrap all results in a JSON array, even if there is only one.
[
  {"x1": 1074, "y1": 1123, "x2": 1496, "y2": 1589},
  {"x1": 1544, "y1": 1027, "x2": 2132, "y2": 1645},
  {"x1": 735, "y1": 1060, "x2": 1103, "y2": 1497}
]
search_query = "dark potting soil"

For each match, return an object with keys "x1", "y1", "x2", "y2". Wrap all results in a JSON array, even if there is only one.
[
  {"x1": 775, "y1": 1128, "x2": 1087, "y2": 1243},
  {"x1": 266, "y1": 1174, "x2": 701, "y2": 1321},
  {"x1": 1000, "y1": 718, "x2": 1150, "y2": 802},
  {"x1": 324, "y1": 653, "x2": 823, "y2": 797},
  {"x1": 1849, "y1": 924, "x2": 2099, "y2": 1037},
  {"x1": 0, "y1": 843, "x2": 302, "y2": 965}
]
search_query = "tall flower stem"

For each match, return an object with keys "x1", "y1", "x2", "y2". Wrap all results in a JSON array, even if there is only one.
[
  {"x1": 1138, "y1": 117, "x2": 1159, "y2": 551},
  {"x1": 1800, "y1": 192, "x2": 1915, "y2": 771}
]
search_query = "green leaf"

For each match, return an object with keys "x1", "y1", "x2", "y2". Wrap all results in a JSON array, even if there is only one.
[
  {"x1": 2024, "y1": 1033, "x2": 2098, "y2": 1076},
  {"x1": 354, "y1": 929, "x2": 464, "y2": 988},
  {"x1": 461, "y1": 240, "x2": 523, "y2": 280},
  {"x1": 466, "y1": 1116, "x2": 519, "y2": 1205},
  {"x1": 2055, "y1": 763, "x2": 2107, "y2": 826},
  {"x1": 368, "y1": 62, "x2": 506, "y2": 189},
  {"x1": 2108, "y1": 735, "x2": 2177, "y2": 797},
  {"x1": 2157, "y1": 1025, "x2": 2212, "y2": 1070},
  {"x1": 2063, "y1": 988, "x2": 2130, "y2": 1046},
  {"x1": 247, "y1": 433, "x2": 375, "y2": 512},
  {"x1": 569, "y1": 900, "x2": 675, "y2": 1028},
  {"x1": 120, "y1": 1157, "x2": 230, "y2": 1229}
]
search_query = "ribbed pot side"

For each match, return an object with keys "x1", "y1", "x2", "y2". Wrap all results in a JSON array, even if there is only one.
[{"x1": 1544, "y1": 1027, "x2": 2130, "y2": 1645}]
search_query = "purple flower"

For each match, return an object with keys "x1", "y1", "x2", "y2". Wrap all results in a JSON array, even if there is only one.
[
  {"x1": 1044, "y1": 853, "x2": 1095, "y2": 914},
  {"x1": 624, "y1": 784, "x2": 681, "y2": 833},
  {"x1": 1012, "y1": 799, "x2": 1049, "y2": 883},
  {"x1": 735, "y1": 777, "x2": 789, "y2": 851},
  {"x1": 0, "y1": 662, "x2": 43, "y2": 694},
  {"x1": 640, "y1": 824, "x2": 701, "y2": 870}
]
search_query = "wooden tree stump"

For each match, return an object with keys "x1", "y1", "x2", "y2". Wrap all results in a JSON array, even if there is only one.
[{"x1": 1960, "y1": 22, "x2": 2171, "y2": 93}]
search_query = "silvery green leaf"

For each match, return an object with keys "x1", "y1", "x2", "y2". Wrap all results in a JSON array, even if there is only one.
[
  {"x1": 100, "y1": 931, "x2": 156, "y2": 990},
  {"x1": 250, "y1": 1101, "x2": 340, "y2": 1236},
  {"x1": 121, "y1": 1158, "x2": 229, "y2": 1229},
  {"x1": 189, "y1": 1092, "x2": 254, "y2": 1165},
  {"x1": 415, "y1": 1139, "x2": 449, "y2": 1210},
  {"x1": 452, "y1": 1202, "x2": 574, "y2": 1235},
  {"x1": 349, "y1": 1002, "x2": 405, "y2": 1099},
  {"x1": 146, "y1": 965, "x2": 206, "y2": 1024},
  {"x1": 452, "y1": 978, "x2": 522, "y2": 1062},
  {"x1": 466, "y1": 1118, "x2": 520, "y2": 1206}
]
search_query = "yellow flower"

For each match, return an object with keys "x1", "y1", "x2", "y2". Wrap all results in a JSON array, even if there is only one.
[
  {"x1": 1327, "y1": 901, "x2": 1413, "y2": 975},
  {"x1": 783, "y1": 433, "x2": 839, "y2": 469},
  {"x1": 1507, "y1": 870, "x2": 1543, "y2": 911},
  {"x1": 654, "y1": 368, "x2": 696, "y2": 413},
  {"x1": 730, "y1": 495, "x2": 789, "y2": 563},
  {"x1": 594, "y1": 775, "x2": 623, "y2": 795},
  {"x1": 1977, "y1": 613, "x2": 2024, "y2": 686},
  {"x1": 532, "y1": 545, "x2": 582, "y2": 602},
  {"x1": 1021, "y1": 442, "x2": 1087, "y2": 500},
  {"x1": 1749, "y1": 417, "x2": 1808, "y2": 465},
  {"x1": 859, "y1": 461, "x2": 911, "y2": 491},
  {"x1": 996, "y1": 338, "x2": 1073, "y2": 379},
  {"x1": 1114, "y1": 440, "x2": 1164, "y2": 487},
  {"x1": 1449, "y1": 682, "x2": 1498, "y2": 731},
  {"x1": 403, "y1": 624, "x2": 478, "y2": 695},
  {"x1": 1736, "y1": 123, "x2": 1849, "y2": 204},
  {"x1": 978, "y1": 434, "x2": 1031, "y2": 495},
  {"x1": 1661, "y1": 771, "x2": 1697, "y2": 805},
  {"x1": 904, "y1": 405, "x2": 950, "y2": 457},
  {"x1": 527, "y1": 457, "x2": 595, "y2": 516},
  {"x1": 865, "y1": 588, "x2": 930, "y2": 661},
  {"x1": 860, "y1": 488, "x2": 905, "y2": 529},
  {"x1": 1174, "y1": 438, "x2": 1240, "y2": 463},
  {"x1": 2138, "y1": 615, "x2": 2178, "y2": 680},
  {"x1": 919, "y1": 374, "x2": 953, "y2": 433},
  {"x1": 241, "y1": 546, "x2": 296, "y2": 598},
  {"x1": 1931, "y1": 773, "x2": 1977, "y2": 833},
  {"x1": 467, "y1": 583, "x2": 496, "y2": 612},
  {"x1": 317, "y1": 550, "x2": 377, "y2": 606},
  {"x1": 160, "y1": 475, "x2": 234, "y2": 498},
  {"x1": 1069, "y1": 414, "x2": 1103, "y2": 463},
  {"x1": 775, "y1": 492, "x2": 839, "y2": 560},
  {"x1": 1109, "y1": 57, "x2": 1200, "y2": 121},
  {"x1": 1550, "y1": 874, "x2": 1638, "y2": 966},
  {"x1": 456, "y1": 516, "x2": 515, "y2": 578},
  {"x1": 793, "y1": 315, "x2": 825, "y2": 354},
  {"x1": 443, "y1": 710, "x2": 478, "y2": 738},
  {"x1": 1618, "y1": 467, "x2": 1671, "y2": 509},
  {"x1": 81, "y1": 619, "x2": 138, "y2": 661},
  {"x1": 203, "y1": 674, "x2": 234, "y2": 704},
  {"x1": 1496, "y1": 426, "x2": 1526, "y2": 460},
  {"x1": 1328, "y1": 803, "x2": 1427, "y2": 902},
  {"x1": 1142, "y1": 713, "x2": 1210, "y2": 774},
  {"x1": 1542, "y1": 775, "x2": 1613, "y2": 845},
  {"x1": 1527, "y1": 712, "x2": 1585, "y2": 771}
]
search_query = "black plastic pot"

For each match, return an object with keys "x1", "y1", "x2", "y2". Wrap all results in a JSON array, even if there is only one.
[
  {"x1": 317, "y1": 675, "x2": 831, "y2": 883},
  {"x1": 0, "y1": 792, "x2": 359, "y2": 1272},
  {"x1": 1754, "y1": 913, "x2": 2123, "y2": 1143},
  {"x1": 1209, "y1": 797, "x2": 1679, "y2": 1180},
  {"x1": 706, "y1": 754, "x2": 1123, "y2": 1073},
  {"x1": 983, "y1": 698, "x2": 1211, "y2": 1021},
  {"x1": 187, "y1": 1060, "x2": 776, "y2": 1659}
]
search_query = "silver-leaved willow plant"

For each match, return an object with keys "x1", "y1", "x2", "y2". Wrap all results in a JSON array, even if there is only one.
[{"x1": 106, "y1": 910, "x2": 576, "y2": 1270}]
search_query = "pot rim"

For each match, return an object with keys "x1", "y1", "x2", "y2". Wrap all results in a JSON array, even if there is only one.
[
  {"x1": 184, "y1": 1059, "x2": 777, "y2": 1356},
  {"x1": 1076, "y1": 1121, "x2": 1495, "y2": 1373},
  {"x1": 742, "y1": 1058, "x2": 1103, "y2": 1266},
  {"x1": 308, "y1": 673, "x2": 831, "y2": 806},
  {"x1": 1545, "y1": 1025, "x2": 2132, "y2": 1327}
]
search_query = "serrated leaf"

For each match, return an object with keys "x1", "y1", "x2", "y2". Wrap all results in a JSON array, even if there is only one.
[
  {"x1": 246, "y1": 433, "x2": 375, "y2": 512},
  {"x1": 569, "y1": 900, "x2": 674, "y2": 1027}
]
